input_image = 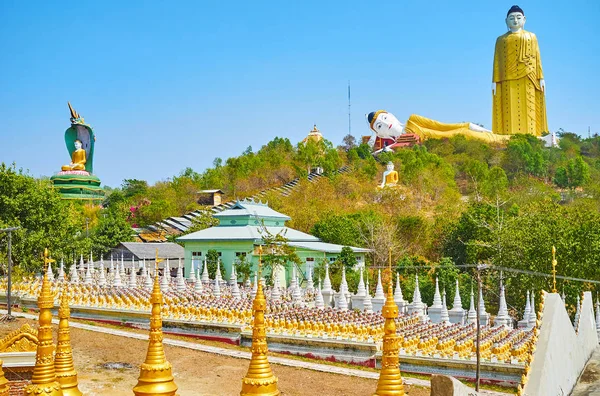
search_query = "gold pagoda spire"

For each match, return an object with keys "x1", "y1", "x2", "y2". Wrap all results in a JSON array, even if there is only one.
[
  {"x1": 24, "y1": 248, "x2": 63, "y2": 396},
  {"x1": 240, "y1": 246, "x2": 280, "y2": 396},
  {"x1": 133, "y1": 249, "x2": 178, "y2": 396},
  {"x1": 0, "y1": 360, "x2": 10, "y2": 396},
  {"x1": 373, "y1": 249, "x2": 405, "y2": 396},
  {"x1": 54, "y1": 285, "x2": 82, "y2": 396}
]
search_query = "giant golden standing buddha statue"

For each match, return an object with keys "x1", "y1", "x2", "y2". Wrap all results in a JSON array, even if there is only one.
[
  {"x1": 493, "y1": 5, "x2": 548, "y2": 136},
  {"x1": 365, "y1": 6, "x2": 549, "y2": 150}
]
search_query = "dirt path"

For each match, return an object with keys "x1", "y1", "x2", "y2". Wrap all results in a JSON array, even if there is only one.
[{"x1": 1, "y1": 319, "x2": 429, "y2": 396}]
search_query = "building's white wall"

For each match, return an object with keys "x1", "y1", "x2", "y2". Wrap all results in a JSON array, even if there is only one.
[{"x1": 524, "y1": 291, "x2": 598, "y2": 395}]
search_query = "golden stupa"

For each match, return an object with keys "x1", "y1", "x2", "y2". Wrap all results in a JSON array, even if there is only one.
[
  {"x1": 133, "y1": 250, "x2": 178, "y2": 396},
  {"x1": 373, "y1": 252, "x2": 405, "y2": 396},
  {"x1": 0, "y1": 360, "x2": 9, "y2": 396},
  {"x1": 54, "y1": 285, "x2": 82, "y2": 396},
  {"x1": 24, "y1": 249, "x2": 63, "y2": 396},
  {"x1": 240, "y1": 246, "x2": 280, "y2": 396}
]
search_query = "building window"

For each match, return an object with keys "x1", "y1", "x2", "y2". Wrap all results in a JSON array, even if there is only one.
[
  {"x1": 329, "y1": 257, "x2": 336, "y2": 262},
  {"x1": 192, "y1": 251, "x2": 202, "y2": 257},
  {"x1": 236, "y1": 252, "x2": 247, "y2": 257}
]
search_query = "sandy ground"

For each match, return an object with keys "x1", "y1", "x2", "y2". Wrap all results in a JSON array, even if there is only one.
[{"x1": 1, "y1": 318, "x2": 429, "y2": 396}]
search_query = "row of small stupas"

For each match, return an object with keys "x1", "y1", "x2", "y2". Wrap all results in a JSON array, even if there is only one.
[
  {"x1": 0, "y1": 248, "x2": 409, "y2": 396},
  {"x1": 9, "y1": 255, "x2": 595, "y2": 366}
]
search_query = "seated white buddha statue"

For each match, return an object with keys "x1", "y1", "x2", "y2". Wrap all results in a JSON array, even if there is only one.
[{"x1": 380, "y1": 162, "x2": 399, "y2": 188}]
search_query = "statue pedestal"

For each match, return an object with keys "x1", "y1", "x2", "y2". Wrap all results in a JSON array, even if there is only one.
[
  {"x1": 372, "y1": 297, "x2": 385, "y2": 313},
  {"x1": 322, "y1": 289, "x2": 334, "y2": 308},
  {"x1": 449, "y1": 309, "x2": 465, "y2": 325},
  {"x1": 50, "y1": 171, "x2": 104, "y2": 200},
  {"x1": 517, "y1": 318, "x2": 531, "y2": 329},
  {"x1": 351, "y1": 295, "x2": 365, "y2": 311},
  {"x1": 428, "y1": 306, "x2": 443, "y2": 323},
  {"x1": 479, "y1": 313, "x2": 490, "y2": 327}
]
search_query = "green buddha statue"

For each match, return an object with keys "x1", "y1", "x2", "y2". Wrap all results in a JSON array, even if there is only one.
[{"x1": 51, "y1": 102, "x2": 104, "y2": 200}]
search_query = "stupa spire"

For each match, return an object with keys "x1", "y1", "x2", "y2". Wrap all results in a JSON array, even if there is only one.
[
  {"x1": 240, "y1": 246, "x2": 280, "y2": 396},
  {"x1": 194, "y1": 266, "x2": 203, "y2": 293},
  {"x1": 412, "y1": 274, "x2": 422, "y2": 304},
  {"x1": 58, "y1": 258, "x2": 65, "y2": 281},
  {"x1": 133, "y1": 249, "x2": 178, "y2": 396},
  {"x1": 495, "y1": 275, "x2": 510, "y2": 327},
  {"x1": 24, "y1": 248, "x2": 63, "y2": 396},
  {"x1": 374, "y1": 270, "x2": 385, "y2": 300},
  {"x1": 467, "y1": 285, "x2": 477, "y2": 325},
  {"x1": 440, "y1": 289, "x2": 450, "y2": 324},
  {"x1": 70, "y1": 259, "x2": 79, "y2": 284},
  {"x1": 202, "y1": 258, "x2": 210, "y2": 283},
  {"x1": 373, "y1": 257, "x2": 405, "y2": 395},
  {"x1": 315, "y1": 279, "x2": 325, "y2": 309},
  {"x1": 364, "y1": 278, "x2": 373, "y2": 314},
  {"x1": 356, "y1": 267, "x2": 366, "y2": 297},
  {"x1": 393, "y1": 273, "x2": 404, "y2": 304},
  {"x1": 452, "y1": 279, "x2": 462, "y2": 310},
  {"x1": 54, "y1": 285, "x2": 82, "y2": 396},
  {"x1": 113, "y1": 260, "x2": 122, "y2": 287},
  {"x1": 432, "y1": 277, "x2": 442, "y2": 308},
  {"x1": 176, "y1": 258, "x2": 186, "y2": 292},
  {"x1": 322, "y1": 262, "x2": 332, "y2": 292},
  {"x1": 46, "y1": 260, "x2": 54, "y2": 282},
  {"x1": 0, "y1": 360, "x2": 9, "y2": 396},
  {"x1": 188, "y1": 259, "x2": 196, "y2": 284}
]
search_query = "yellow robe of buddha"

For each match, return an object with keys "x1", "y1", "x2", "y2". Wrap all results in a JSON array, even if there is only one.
[
  {"x1": 405, "y1": 114, "x2": 511, "y2": 144},
  {"x1": 62, "y1": 149, "x2": 86, "y2": 171},
  {"x1": 492, "y1": 29, "x2": 548, "y2": 136}
]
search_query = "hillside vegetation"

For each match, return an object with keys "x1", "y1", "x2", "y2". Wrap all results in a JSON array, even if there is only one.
[{"x1": 2, "y1": 132, "x2": 600, "y2": 315}]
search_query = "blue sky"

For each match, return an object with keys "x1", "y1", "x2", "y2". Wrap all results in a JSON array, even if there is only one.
[{"x1": 1, "y1": 1, "x2": 599, "y2": 187}]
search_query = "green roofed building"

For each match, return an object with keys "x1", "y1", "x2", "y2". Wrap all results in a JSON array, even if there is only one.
[{"x1": 177, "y1": 199, "x2": 369, "y2": 285}]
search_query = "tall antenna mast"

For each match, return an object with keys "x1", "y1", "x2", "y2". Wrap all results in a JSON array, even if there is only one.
[{"x1": 348, "y1": 80, "x2": 351, "y2": 136}]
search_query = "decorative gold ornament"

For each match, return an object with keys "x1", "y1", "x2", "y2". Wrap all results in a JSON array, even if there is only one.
[
  {"x1": 24, "y1": 248, "x2": 63, "y2": 396},
  {"x1": 240, "y1": 245, "x2": 280, "y2": 396},
  {"x1": 0, "y1": 324, "x2": 38, "y2": 352},
  {"x1": 373, "y1": 249, "x2": 405, "y2": 396},
  {"x1": 54, "y1": 285, "x2": 82, "y2": 396},
  {"x1": 0, "y1": 360, "x2": 9, "y2": 396},
  {"x1": 133, "y1": 249, "x2": 178, "y2": 396}
]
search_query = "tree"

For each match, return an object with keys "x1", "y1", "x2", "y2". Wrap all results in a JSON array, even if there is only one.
[
  {"x1": 206, "y1": 249, "x2": 225, "y2": 279},
  {"x1": 122, "y1": 179, "x2": 148, "y2": 198},
  {"x1": 91, "y1": 209, "x2": 134, "y2": 257},
  {"x1": 338, "y1": 246, "x2": 357, "y2": 270},
  {"x1": 554, "y1": 156, "x2": 591, "y2": 189},
  {"x1": 0, "y1": 163, "x2": 84, "y2": 273},
  {"x1": 340, "y1": 134, "x2": 357, "y2": 151},
  {"x1": 259, "y1": 226, "x2": 302, "y2": 285}
]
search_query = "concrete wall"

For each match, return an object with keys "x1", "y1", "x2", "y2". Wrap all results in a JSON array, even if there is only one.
[{"x1": 523, "y1": 291, "x2": 598, "y2": 396}]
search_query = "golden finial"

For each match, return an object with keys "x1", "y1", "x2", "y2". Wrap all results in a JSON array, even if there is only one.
[
  {"x1": 54, "y1": 285, "x2": 82, "y2": 396},
  {"x1": 0, "y1": 360, "x2": 9, "y2": 396},
  {"x1": 551, "y1": 246, "x2": 557, "y2": 293},
  {"x1": 24, "y1": 248, "x2": 63, "y2": 396},
  {"x1": 133, "y1": 249, "x2": 178, "y2": 396},
  {"x1": 240, "y1": 245, "x2": 280, "y2": 396},
  {"x1": 373, "y1": 247, "x2": 405, "y2": 396}
]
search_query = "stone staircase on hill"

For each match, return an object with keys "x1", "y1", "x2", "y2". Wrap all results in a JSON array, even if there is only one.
[{"x1": 134, "y1": 165, "x2": 352, "y2": 242}]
